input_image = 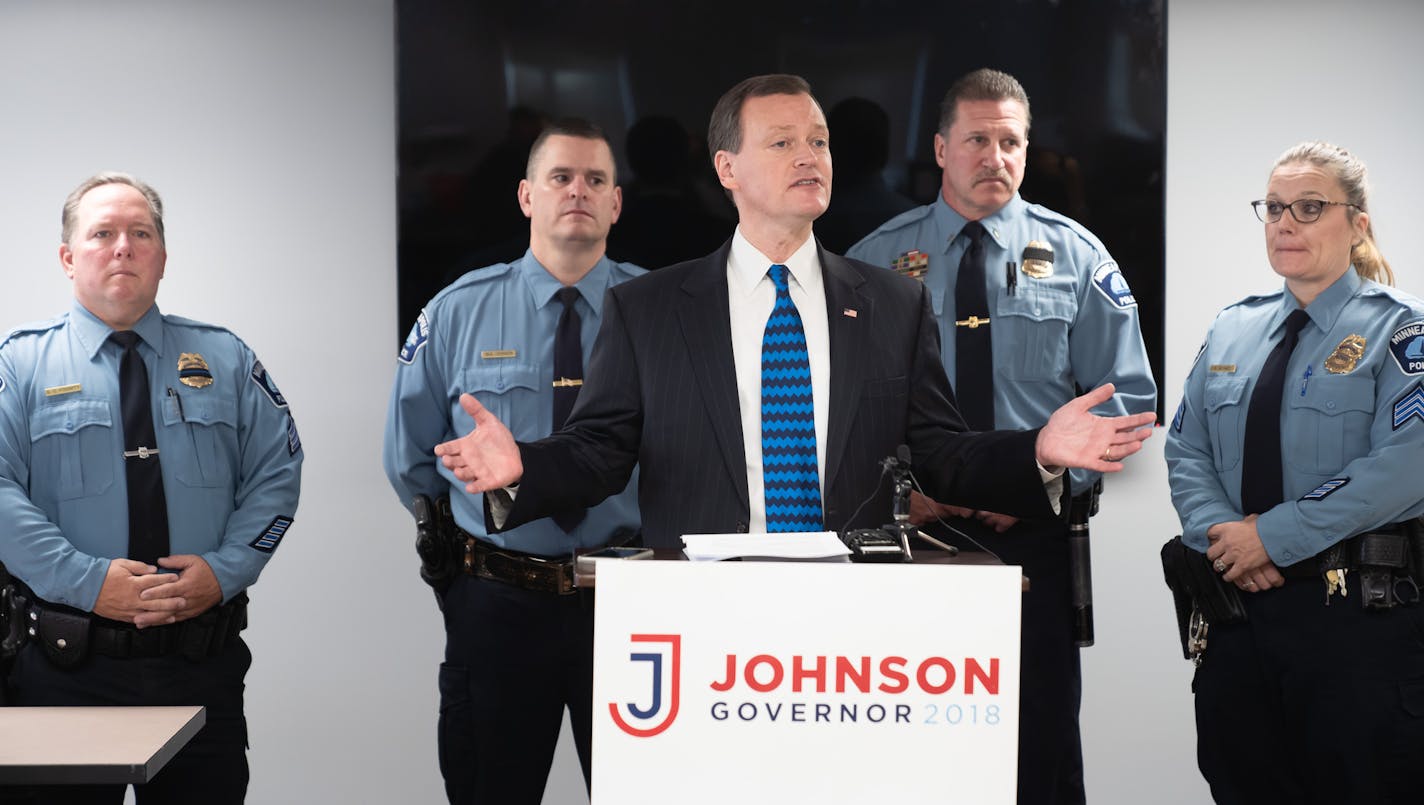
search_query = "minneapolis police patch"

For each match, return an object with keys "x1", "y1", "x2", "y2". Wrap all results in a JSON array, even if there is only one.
[
  {"x1": 251, "y1": 516, "x2": 293, "y2": 553},
  {"x1": 1172, "y1": 399, "x2": 1185, "y2": 432},
  {"x1": 1091, "y1": 262, "x2": 1136, "y2": 308},
  {"x1": 1300, "y1": 478, "x2": 1349, "y2": 501},
  {"x1": 250, "y1": 361, "x2": 288, "y2": 408},
  {"x1": 1389, "y1": 319, "x2": 1424, "y2": 375},
  {"x1": 398, "y1": 310, "x2": 430, "y2": 365},
  {"x1": 1393, "y1": 382, "x2": 1424, "y2": 429}
]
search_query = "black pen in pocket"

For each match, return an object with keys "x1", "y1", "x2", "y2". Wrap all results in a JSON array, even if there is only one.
[{"x1": 167, "y1": 386, "x2": 187, "y2": 421}]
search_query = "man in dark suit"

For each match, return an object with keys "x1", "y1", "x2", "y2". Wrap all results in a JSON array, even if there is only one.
[{"x1": 435, "y1": 74, "x2": 1155, "y2": 546}]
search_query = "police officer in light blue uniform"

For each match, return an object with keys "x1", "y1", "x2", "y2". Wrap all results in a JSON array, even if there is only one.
[
  {"x1": 0, "y1": 172, "x2": 301, "y2": 804},
  {"x1": 848, "y1": 69, "x2": 1154, "y2": 805},
  {"x1": 383, "y1": 119, "x2": 642, "y2": 805},
  {"x1": 1165, "y1": 142, "x2": 1424, "y2": 803}
]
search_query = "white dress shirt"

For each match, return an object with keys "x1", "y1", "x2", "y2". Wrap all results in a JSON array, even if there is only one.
[{"x1": 727, "y1": 227, "x2": 831, "y2": 533}]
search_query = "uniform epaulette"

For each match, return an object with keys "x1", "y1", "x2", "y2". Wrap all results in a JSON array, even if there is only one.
[
  {"x1": 1022, "y1": 203, "x2": 1107, "y2": 253},
  {"x1": 859, "y1": 204, "x2": 935, "y2": 239},
  {"x1": 1223, "y1": 289, "x2": 1285, "y2": 311},
  {"x1": 1359, "y1": 281, "x2": 1424, "y2": 315},
  {"x1": 0, "y1": 315, "x2": 67, "y2": 351},
  {"x1": 163, "y1": 313, "x2": 234, "y2": 334},
  {"x1": 610, "y1": 260, "x2": 650, "y2": 281},
  {"x1": 430, "y1": 262, "x2": 517, "y2": 307}
]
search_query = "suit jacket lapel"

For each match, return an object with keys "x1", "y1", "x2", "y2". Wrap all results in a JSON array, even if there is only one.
[
  {"x1": 678, "y1": 241, "x2": 750, "y2": 513},
  {"x1": 820, "y1": 246, "x2": 872, "y2": 494}
]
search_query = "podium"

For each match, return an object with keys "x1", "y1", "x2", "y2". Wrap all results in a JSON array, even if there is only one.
[
  {"x1": 0, "y1": 706, "x2": 205, "y2": 785},
  {"x1": 591, "y1": 560, "x2": 1022, "y2": 804}
]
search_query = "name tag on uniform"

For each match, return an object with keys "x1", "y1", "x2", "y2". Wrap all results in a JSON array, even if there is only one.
[
  {"x1": 481, "y1": 350, "x2": 517, "y2": 360},
  {"x1": 1209, "y1": 364, "x2": 1236, "y2": 374},
  {"x1": 44, "y1": 383, "x2": 82, "y2": 397}
]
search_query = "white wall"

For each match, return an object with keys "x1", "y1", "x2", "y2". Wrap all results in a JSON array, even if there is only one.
[
  {"x1": 1078, "y1": 2, "x2": 1424, "y2": 803},
  {"x1": 3, "y1": 1, "x2": 1422, "y2": 803}
]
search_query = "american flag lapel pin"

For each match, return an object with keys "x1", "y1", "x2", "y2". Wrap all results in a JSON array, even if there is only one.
[{"x1": 843, "y1": 308, "x2": 858, "y2": 318}]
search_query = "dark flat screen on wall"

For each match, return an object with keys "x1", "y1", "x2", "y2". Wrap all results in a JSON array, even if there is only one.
[{"x1": 397, "y1": 0, "x2": 1166, "y2": 413}]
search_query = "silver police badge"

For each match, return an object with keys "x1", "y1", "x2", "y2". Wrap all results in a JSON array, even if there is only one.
[{"x1": 1021, "y1": 241, "x2": 1054, "y2": 278}]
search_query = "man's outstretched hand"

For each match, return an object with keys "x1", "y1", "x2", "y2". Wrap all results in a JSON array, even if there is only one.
[
  {"x1": 435, "y1": 393, "x2": 524, "y2": 493},
  {"x1": 1035, "y1": 384, "x2": 1156, "y2": 473}
]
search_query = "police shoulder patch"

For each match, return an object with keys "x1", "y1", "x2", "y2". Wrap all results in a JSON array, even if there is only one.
[
  {"x1": 250, "y1": 516, "x2": 293, "y2": 553},
  {"x1": 1392, "y1": 382, "x2": 1424, "y2": 430},
  {"x1": 398, "y1": 310, "x2": 430, "y2": 365},
  {"x1": 1388, "y1": 319, "x2": 1424, "y2": 375},
  {"x1": 1300, "y1": 478, "x2": 1349, "y2": 501},
  {"x1": 1090, "y1": 261, "x2": 1136, "y2": 308},
  {"x1": 250, "y1": 361, "x2": 288, "y2": 408}
]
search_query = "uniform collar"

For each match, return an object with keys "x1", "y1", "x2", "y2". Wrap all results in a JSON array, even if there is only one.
[
  {"x1": 930, "y1": 193, "x2": 1024, "y2": 253},
  {"x1": 518, "y1": 248, "x2": 613, "y2": 317},
  {"x1": 70, "y1": 300, "x2": 163, "y2": 361},
  {"x1": 1279, "y1": 266, "x2": 1362, "y2": 334}
]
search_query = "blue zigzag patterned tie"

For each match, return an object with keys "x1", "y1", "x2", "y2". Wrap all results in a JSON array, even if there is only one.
[{"x1": 762, "y1": 264, "x2": 823, "y2": 532}]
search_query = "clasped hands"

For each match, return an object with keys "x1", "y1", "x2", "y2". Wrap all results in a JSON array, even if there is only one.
[
  {"x1": 1205, "y1": 514, "x2": 1286, "y2": 593},
  {"x1": 94, "y1": 554, "x2": 224, "y2": 628}
]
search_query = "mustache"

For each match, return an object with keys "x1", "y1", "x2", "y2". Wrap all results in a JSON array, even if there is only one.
[{"x1": 974, "y1": 169, "x2": 1012, "y2": 185}]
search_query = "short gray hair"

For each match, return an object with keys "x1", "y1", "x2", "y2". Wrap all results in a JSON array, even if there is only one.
[{"x1": 61, "y1": 172, "x2": 165, "y2": 246}]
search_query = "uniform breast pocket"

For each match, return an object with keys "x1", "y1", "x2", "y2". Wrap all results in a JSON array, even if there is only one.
[
  {"x1": 461, "y1": 364, "x2": 542, "y2": 435},
  {"x1": 30, "y1": 398, "x2": 115, "y2": 499},
  {"x1": 1204, "y1": 377, "x2": 1248, "y2": 471},
  {"x1": 161, "y1": 392, "x2": 238, "y2": 488},
  {"x1": 1286, "y1": 374, "x2": 1375, "y2": 473},
  {"x1": 995, "y1": 286, "x2": 1075, "y2": 381}
]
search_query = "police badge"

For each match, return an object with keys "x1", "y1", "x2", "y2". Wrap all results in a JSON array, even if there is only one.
[
  {"x1": 178, "y1": 353, "x2": 214, "y2": 388},
  {"x1": 1021, "y1": 241, "x2": 1054, "y2": 278},
  {"x1": 1325, "y1": 334, "x2": 1366, "y2": 374}
]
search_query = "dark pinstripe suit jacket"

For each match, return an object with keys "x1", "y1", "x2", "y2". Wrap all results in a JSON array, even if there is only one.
[{"x1": 504, "y1": 239, "x2": 1055, "y2": 548}]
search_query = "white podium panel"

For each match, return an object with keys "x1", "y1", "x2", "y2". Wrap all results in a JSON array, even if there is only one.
[{"x1": 592, "y1": 561, "x2": 1021, "y2": 804}]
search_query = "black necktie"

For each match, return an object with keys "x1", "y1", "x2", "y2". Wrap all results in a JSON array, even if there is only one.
[
  {"x1": 112, "y1": 330, "x2": 170, "y2": 564},
  {"x1": 954, "y1": 221, "x2": 994, "y2": 430},
  {"x1": 1240, "y1": 309, "x2": 1310, "y2": 515},
  {"x1": 551, "y1": 287, "x2": 586, "y2": 532}
]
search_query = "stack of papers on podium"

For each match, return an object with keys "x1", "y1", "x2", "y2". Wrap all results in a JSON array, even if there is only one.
[{"x1": 681, "y1": 532, "x2": 853, "y2": 562}]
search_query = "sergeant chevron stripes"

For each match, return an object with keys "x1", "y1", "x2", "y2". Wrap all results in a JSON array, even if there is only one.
[
  {"x1": 761, "y1": 264, "x2": 823, "y2": 532},
  {"x1": 1393, "y1": 382, "x2": 1424, "y2": 430}
]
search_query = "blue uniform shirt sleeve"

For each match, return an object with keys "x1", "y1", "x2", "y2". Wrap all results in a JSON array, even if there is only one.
[
  {"x1": 0, "y1": 333, "x2": 111, "y2": 607},
  {"x1": 1164, "y1": 322, "x2": 1243, "y2": 551},
  {"x1": 383, "y1": 307, "x2": 450, "y2": 510},
  {"x1": 198, "y1": 338, "x2": 304, "y2": 601}
]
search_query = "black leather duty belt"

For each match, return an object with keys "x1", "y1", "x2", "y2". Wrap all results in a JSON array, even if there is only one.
[
  {"x1": 459, "y1": 533, "x2": 576, "y2": 595},
  {"x1": 25, "y1": 592, "x2": 247, "y2": 665}
]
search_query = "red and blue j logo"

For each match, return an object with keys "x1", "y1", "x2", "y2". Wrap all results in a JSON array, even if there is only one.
[{"x1": 609, "y1": 634, "x2": 681, "y2": 737}]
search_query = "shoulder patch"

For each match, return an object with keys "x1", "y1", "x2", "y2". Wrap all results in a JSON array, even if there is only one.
[
  {"x1": 398, "y1": 310, "x2": 430, "y2": 365},
  {"x1": 250, "y1": 361, "x2": 288, "y2": 408},
  {"x1": 0, "y1": 375, "x2": 5, "y2": 394},
  {"x1": 1300, "y1": 478, "x2": 1349, "y2": 501},
  {"x1": 1393, "y1": 382, "x2": 1424, "y2": 430},
  {"x1": 1388, "y1": 319, "x2": 1424, "y2": 375},
  {"x1": 1090, "y1": 261, "x2": 1136, "y2": 308},
  {"x1": 1171, "y1": 398, "x2": 1185, "y2": 432},
  {"x1": 250, "y1": 515, "x2": 293, "y2": 553}
]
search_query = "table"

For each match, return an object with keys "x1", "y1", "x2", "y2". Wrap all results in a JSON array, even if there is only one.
[{"x1": 0, "y1": 706, "x2": 205, "y2": 785}]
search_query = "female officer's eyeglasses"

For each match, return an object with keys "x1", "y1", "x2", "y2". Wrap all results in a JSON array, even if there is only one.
[{"x1": 1251, "y1": 198, "x2": 1361, "y2": 224}]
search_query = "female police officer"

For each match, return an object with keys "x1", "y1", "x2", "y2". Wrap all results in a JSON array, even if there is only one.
[{"x1": 1166, "y1": 141, "x2": 1424, "y2": 803}]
